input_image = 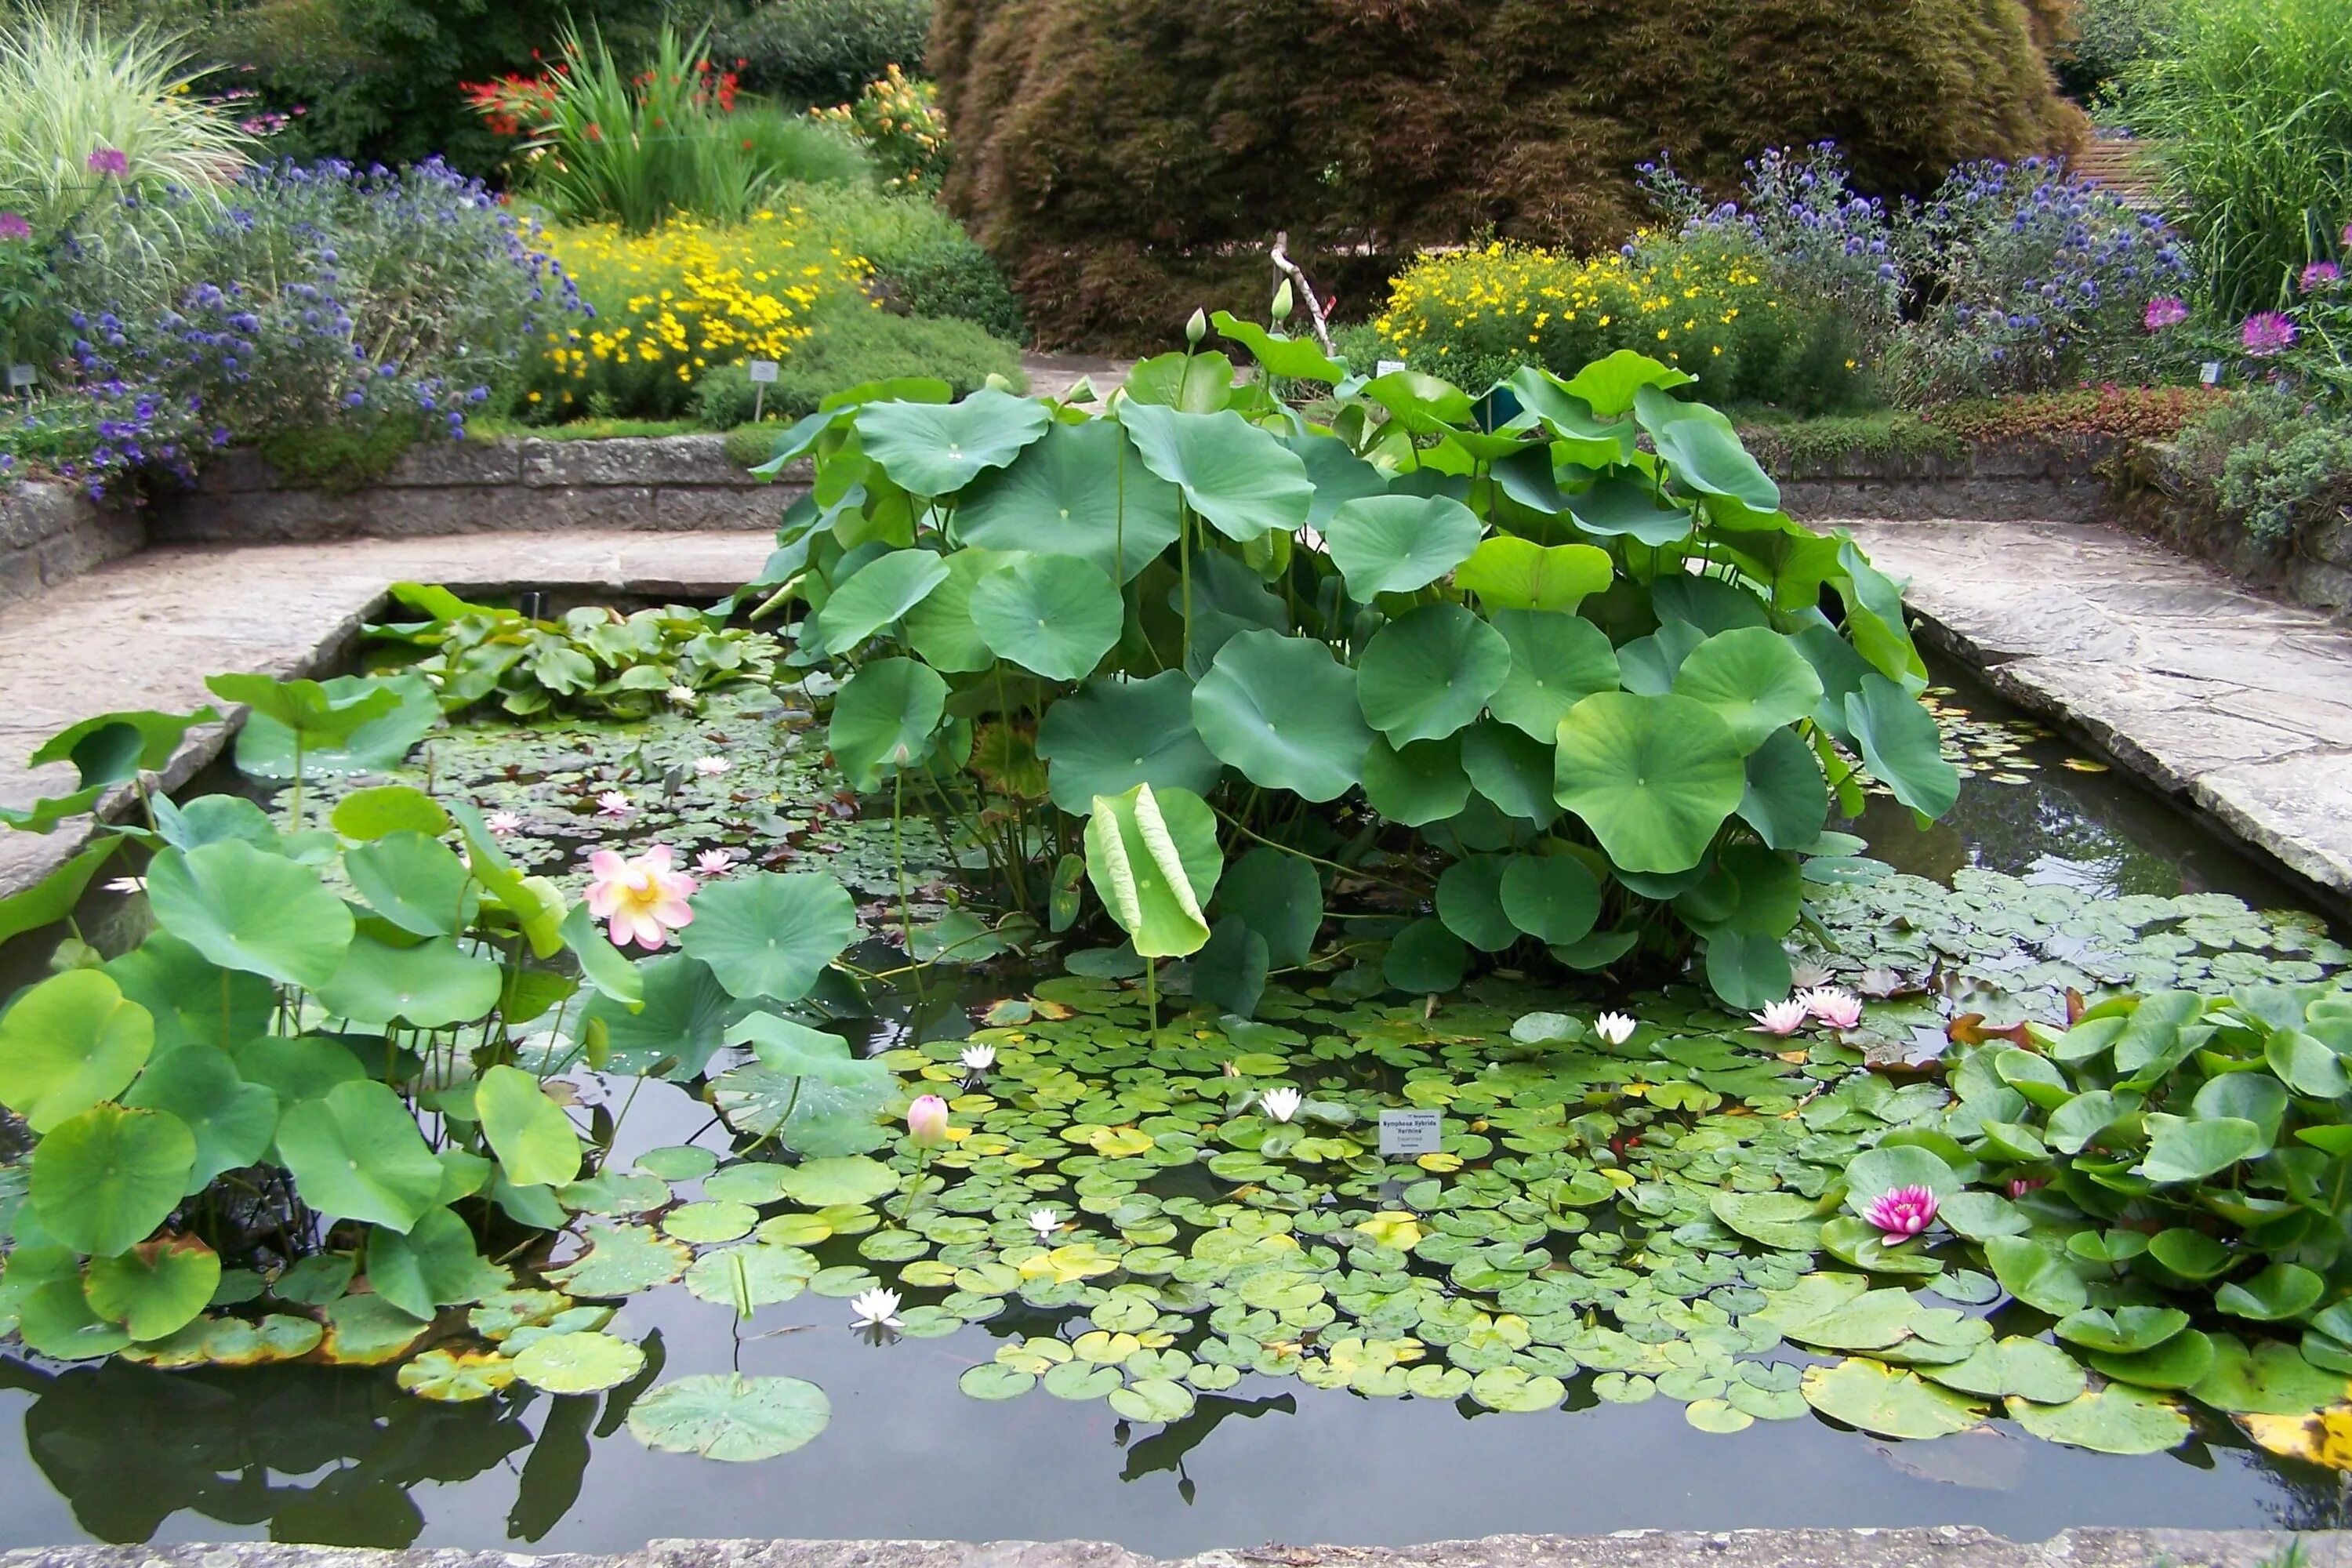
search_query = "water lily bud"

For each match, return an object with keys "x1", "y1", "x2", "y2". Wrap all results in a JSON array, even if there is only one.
[
  {"x1": 906, "y1": 1093, "x2": 950, "y2": 1147},
  {"x1": 1185, "y1": 307, "x2": 1207, "y2": 347},
  {"x1": 1272, "y1": 279, "x2": 1294, "y2": 323}
]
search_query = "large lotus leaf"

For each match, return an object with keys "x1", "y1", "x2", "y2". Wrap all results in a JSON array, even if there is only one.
[
  {"x1": 712, "y1": 1020, "x2": 893, "y2": 1153},
  {"x1": 855, "y1": 389, "x2": 1048, "y2": 495},
  {"x1": 1084, "y1": 783, "x2": 1221, "y2": 959},
  {"x1": 1565, "y1": 474, "x2": 1694, "y2": 546},
  {"x1": 1634, "y1": 384, "x2": 1779, "y2": 510},
  {"x1": 1454, "y1": 536, "x2": 1613, "y2": 612},
  {"x1": 1323, "y1": 495, "x2": 1483, "y2": 600},
  {"x1": 1214, "y1": 848, "x2": 1323, "y2": 970},
  {"x1": 815, "y1": 549, "x2": 949, "y2": 655},
  {"x1": 583, "y1": 954, "x2": 745, "y2": 1080},
  {"x1": 30, "y1": 706, "x2": 216, "y2": 786},
  {"x1": 315, "y1": 935, "x2": 502, "y2": 1029},
  {"x1": 775, "y1": 1154, "x2": 901, "y2": 1207},
  {"x1": 900, "y1": 546, "x2": 1012, "y2": 672},
  {"x1": 1800, "y1": 1358, "x2": 1986, "y2": 1439},
  {"x1": 1356, "y1": 604, "x2": 1510, "y2": 745},
  {"x1": 1036, "y1": 672, "x2": 1225, "y2": 815},
  {"x1": 328, "y1": 784, "x2": 450, "y2": 842},
  {"x1": 1833, "y1": 539, "x2": 1928, "y2": 688},
  {"x1": 147, "y1": 840, "x2": 353, "y2": 989},
  {"x1": 365, "y1": 1204, "x2": 509, "y2": 1319},
  {"x1": 1210, "y1": 313, "x2": 1348, "y2": 383},
  {"x1": 2009, "y1": 1385, "x2": 2190, "y2": 1454},
  {"x1": 275, "y1": 1080, "x2": 445, "y2": 1233},
  {"x1": 28, "y1": 1104, "x2": 195, "y2": 1256},
  {"x1": 826, "y1": 657, "x2": 949, "y2": 793},
  {"x1": 1503, "y1": 368, "x2": 1639, "y2": 465},
  {"x1": 1846, "y1": 674, "x2": 1960, "y2": 818},
  {"x1": 1360, "y1": 735, "x2": 1472, "y2": 826},
  {"x1": 1385, "y1": 917, "x2": 1468, "y2": 994},
  {"x1": 1120, "y1": 404, "x2": 1312, "y2": 543},
  {"x1": 1460, "y1": 719, "x2": 1562, "y2": 828},
  {"x1": 1738, "y1": 727, "x2": 1831, "y2": 850},
  {"x1": 956, "y1": 417, "x2": 1182, "y2": 583},
  {"x1": 1563, "y1": 350, "x2": 1695, "y2": 417},
  {"x1": 0, "y1": 841, "x2": 122, "y2": 946},
  {"x1": 1486, "y1": 611, "x2": 1620, "y2": 740},
  {"x1": 0, "y1": 969, "x2": 152, "y2": 1134},
  {"x1": 1672, "y1": 628, "x2": 1825, "y2": 751},
  {"x1": 1124, "y1": 350, "x2": 1235, "y2": 412},
  {"x1": 226, "y1": 673, "x2": 437, "y2": 780},
  {"x1": 1498, "y1": 852, "x2": 1601, "y2": 946},
  {"x1": 1435, "y1": 855, "x2": 1516, "y2": 952},
  {"x1": 1552, "y1": 692, "x2": 1746, "y2": 873},
  {"x1": 122, "y1": 1044, "x2": 278, "y2": 1192},
  {"x1": 681, "y1": 872, "x2": 858, "y2": 1003},
  {"x1": 476, "y1": 1065, "x2": 583, "y2": 1189},
  {"x1": 969, "y1": 552, "x2": 1125, "y2": 681},
  {"x1": 84, "y1": 1234, "x2": 220, "y2": 1342},
  {"x1": 1192, "y1": 630, "x2": 1372, "y2": 801},
  {"x1": 343, "y1": 832, "x2": 477, "y2": 939},
  {"x1": 628, "y1": 1372, "x2": 831, "y2": 1461},
  {"x1": 1282, "y1": 430, "x2": 1391, "y2": 528},
  {"x1": 446, "y1": 800, "x2": 561, "y2": 959}
]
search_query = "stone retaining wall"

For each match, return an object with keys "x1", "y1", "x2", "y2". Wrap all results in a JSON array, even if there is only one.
[
  {"x1": 1768, "y1": 434, "x2": 2115, "y2": 524},
  {"x1": 0, "y1": 481, "x2": 143, "y2": 608},
  {"x1": 2107, "y1": 468, "x2": 2352, "y2": 626},
  {"x1": 151, "y1": 434, "x2": 803, "y2": 543}
]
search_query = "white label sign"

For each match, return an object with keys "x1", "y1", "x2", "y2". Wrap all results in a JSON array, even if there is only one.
[
  {"x1": 746, "y1": 358, "x2": 780, "y2": 384},
  {"x1": 2200, "y1": 360, "x2": 2224, "y2": 386},
  {"x1": 5, "y1": 364, "x2": 34, "y2": 389},
  {"x1": 1377, "y1": 1109, "x2": 1444, "y2": 1156},
  {"x1": 1375, "y1": 358, "x2": 1409, "y2": 378}
]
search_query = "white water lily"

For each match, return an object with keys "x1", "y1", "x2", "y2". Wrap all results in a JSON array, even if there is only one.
[
  {"x1": 848, "y1": 1287, "x2": 902, "y2": 1329},
  {"x1": 666, "y1": 684, "x2": 697, "y2": 706},
  {"x1": 1593, "y1": 1011, "x2": 1637, "y2": 1046},
  {"x1": 961, "y1": 1043, "x2": 997, "y2": 1070},
  {"x1": 693, "y1": 755, "x2": 731, "y2": 778},
  {"x1": 1260, "y1": 1086, "x2": 1303, "y2": 1123},
  {"x1": 1028, "y1": 1208, "x2": 1062, "y2": 1241},
  {"x1": 1751, "y1": 998, "x2": 1810, "y2": 1036}
]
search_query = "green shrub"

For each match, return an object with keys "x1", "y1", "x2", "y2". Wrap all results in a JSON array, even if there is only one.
[
  {"x1": 931, "y1": 0, "x2": 2085, "y2": 350},
  {"x1": 779, "y1": 180, "x2": 1024, "y2": 339},
  {"x1": 719, "y1": 0, "x2": 931, "y2": 105},
  {"x1": 691, "y1": 308, "x2": 1025, "y2": 424},
  {"x1": 2056, "y1": 0, "x2": 2176, "y2": 103},
  {"x1": 2169, "y1": 387, "x2": 2352, "y2": 546},
  {"x1": 2119, "y1": 0, "x2": 2352, "y2": 316}
]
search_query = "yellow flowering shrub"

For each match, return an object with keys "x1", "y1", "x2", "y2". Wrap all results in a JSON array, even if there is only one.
[
  {"x1": 1373, "y1": 234, "x2": 1871, "y2": 410},
  {"x1": 521, "y1": 209, "x2": 876, "y2": 419},
  {"x1": 814, "y1": 66, "x2": 950, "y2": 194}
]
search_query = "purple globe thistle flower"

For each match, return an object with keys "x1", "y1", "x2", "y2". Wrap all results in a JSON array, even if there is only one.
[
  {"x1": 2241, "y1": 312, "x2": 2298, "y2": 356},
  {"x1": 87, "y1": 147, "x2": 129, "y2": 176},
  {"x1": 2301, "y1": 262, "x2": 2343, "y2": 293},
  {"x1": 0, "y1": 212, "x2": 30, "y2": 241},
  {"x1": 2143, "y1": 296, "x2": 2188, "y2": 332},
  {"x1": 1861, "y1": 1185, "x2": 1939, "y2": 1241}
]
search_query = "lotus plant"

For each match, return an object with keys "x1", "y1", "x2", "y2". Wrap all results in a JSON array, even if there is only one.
[{"x1": 585, "y1": 844, "x2": 698, "y2": 950}]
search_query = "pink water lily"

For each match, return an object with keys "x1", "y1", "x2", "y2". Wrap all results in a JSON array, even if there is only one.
[
  {"x1": 584, "y1": 844, "x2": 698, "y2": 949},
  {"x1": 486, "y1": 809, "x2": 524, "y2": 836},
  {"x1": 1751, "y1": 998, "x2": 1809, "y2": 1036},
  {"x1": 1863, "y1": 1184, "x2": 1939, "y2": 1241},
  {"x1": 2008, "y1": 1176, "x2": 2048, "y2": 1200},
  {"x1": 596, "y1": 789, "x2": 634, "y2": 818},
  {"x1": 694, "y1": 848, "x2": 734, "y2": 877},
  {"x1": 1799, "y1": 985, "x2": 1864, "y2": 1030}
]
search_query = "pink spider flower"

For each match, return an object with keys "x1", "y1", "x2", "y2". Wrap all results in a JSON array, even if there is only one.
[
  {"x1": 1751, "y1": 998, "x2": 1809, "y2": 1036},
  {"x1": 2301, "y1": 262, "x2": 2342, "y2": 294},
  {"x1": 1799, "y1": 985, "x2": 1864, "y2": 1030},
  {"x1": 584, "y1": 844, "x2": 698, "y2": 949},
  {"x1": 1862, "y1": 1184, "x2": 1939, "y2": 1241},
  {"x1": 87, "y1": 147, "x2": 128, "y2": 176},
  {"x1": 2142, "y1": 296, "x2": 2188, "y2": 332},
  {"x1": 2241, "y1": 312, "x2": 2298, "y2": 356},
  {"x1": 0, "y1": 212, "x2": 31, "y2": 241}
]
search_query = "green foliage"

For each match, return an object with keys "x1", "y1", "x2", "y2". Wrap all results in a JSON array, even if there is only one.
[
  {"x1": 253, "y1": 417, "x2": 422, "y2": 492},
  {"x1": 2056, "y1": 0, "x2": 2176, "y2": 103},
  {"x1": 720, "y1": 0, "x2": 931, "y2": 106},
  {"x1": 756, "y1": 341, "x2": 1951, "y2": 1007},
  {"x1": 777, "y1": 180, "x2": 1024, "y2": 339},
  {"x1": 365, "y1": 583, "x2": 779, "y2": 719},
  {"x1": 2165, "y1": 388, "x2": 2352, "y2": 546},
  {"x1": 930, "y1": 0, "x2": 2080, "y2": 347},
  {"x1": 2118, "y1": 0, "x2": 2352, "y2": 316},
  {"x1": 691, "y1": 308, "x2": 1025, "y2": 426}
]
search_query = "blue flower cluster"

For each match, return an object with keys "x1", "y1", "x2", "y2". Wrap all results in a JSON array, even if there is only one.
[{"x1": 6, "y1": 158, "x2": 583, "y2": 497}]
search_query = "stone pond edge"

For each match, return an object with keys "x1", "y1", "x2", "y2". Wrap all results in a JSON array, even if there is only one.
[{"x1": 0, "y1": 1528, "x2": 2332, "y2": 1568}]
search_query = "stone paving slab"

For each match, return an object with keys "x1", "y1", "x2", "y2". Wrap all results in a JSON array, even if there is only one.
[
  {"x1": 1838, "y1": 516, "x2": 2352, "y2": 904},
  {"x1": 0, "y1": 1530, "x2": 2329, "y2": 1568},
  {"x1": 0, "y1": 531, "x2": 774, "y2": 898}
]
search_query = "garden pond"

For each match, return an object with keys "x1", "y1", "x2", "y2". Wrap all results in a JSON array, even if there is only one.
[{"x1": 2, "y1": 657, "x2": 2350, "y2": 1555}]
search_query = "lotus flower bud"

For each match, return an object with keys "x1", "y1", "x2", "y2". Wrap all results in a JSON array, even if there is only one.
[
  {"x1": 1185, "y1": 307, "x2": 1207, "y2": 347},
  {"x1": 906, "y1": 1094, "x2": 950, "y2": 1148},
  {"x1": 1272, "y1": 279, "x2": 1294, "y2": 323}
]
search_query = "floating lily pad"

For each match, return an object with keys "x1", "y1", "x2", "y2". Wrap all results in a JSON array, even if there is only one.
[
  {"x1": 2007, "y1": 1384, "x2": 2190, "y2": 1455},
  {"x1": 627, "y1": 1374, "x2": 833, "y2": 1461},
  {"x1": 510, "y1": 1330, "x2": 648, "y2": 1395},
  {"x1": 546, "y1": 1225, "x2": 691, "y2": 1298},
  {"x1": 1801, "y1": 1358, "x2": 1987, "y2": 1439},
  {"x1": 397, "y1": 1348, "x2": 518, "y2": 1403}
]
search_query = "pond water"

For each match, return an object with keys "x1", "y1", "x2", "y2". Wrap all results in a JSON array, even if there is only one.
[{"x1": 2, "y1": 662, "x2": 2347, "y2": 1555}]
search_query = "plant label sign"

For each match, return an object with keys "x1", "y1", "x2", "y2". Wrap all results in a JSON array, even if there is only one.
[
  {"x1": 2200, "y1": 361, "x2": 2224, "y2": 386},
  {"x1": 1377, "y1": 1109, "x2": 1443, "y2": 1156},
  {"x1": 5, "y1": 365, "x2": 34, "y2": 390},
  {"x1": 746, "y1": 359, "x2": 779, "y2": 383}
]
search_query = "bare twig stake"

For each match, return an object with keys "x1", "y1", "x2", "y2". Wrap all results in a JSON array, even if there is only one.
[{"x1": 1269, "y1": 230, "x2": 1336, "y2": 355}]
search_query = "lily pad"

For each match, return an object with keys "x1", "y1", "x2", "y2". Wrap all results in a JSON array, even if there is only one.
[
  {"x1": 546, "y1": 1224, "x2": 691, "y2": 1298},
  {"x1": 1801, "y1": 1357, "x2": 1987, "y2": 1439},
  {"x1": 510, "y1": 1330, "x2": 648, "y2": 1395},
  {"x1": 2007, "y1": 1384, "x2": 2191, "y2": 1455},
  {"x1": 627, "y1": 1373, "x2": 833, "y2": 1461}
]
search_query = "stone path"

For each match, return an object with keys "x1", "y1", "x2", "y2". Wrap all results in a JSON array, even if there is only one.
[
  {"x1": 0, "y1": 531, "x2": 773, "y2": 898},
  {"x1": 1022, "y1": 351, "x2": 1133, "y2": 403},
  {"x1": 1840, "y1": 515, "x2": 2352, "y2": 904}
]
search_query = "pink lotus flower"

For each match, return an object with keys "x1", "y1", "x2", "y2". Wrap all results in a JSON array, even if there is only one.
[
  {"x1": 2241, "y1": 312, "x2": 2298, "y2": 356},
  {"x1": 486, "y1": 809, "x2": 524, "y2": 836},
  {"x1": 0, "y1": 212, "x2": 30, "y2": 241},
  {"x1": 906, "y1": 1094, "x2": 951, "y2": 1148},
  {"x1": 584, "y1": 844, "x2": 697, "y2": 950},
  {"x1": 1799, "y1": 985, "x2": 1863, "y2": 1030},
  {"x1": 1750, "y1": 998, "x2": 1809, "y2": 1036},
  {"x1": 1862, "y1": 1184, "x2": 1938, "y2": 1241},
  {"x1": 86, "y1": 147, "x2": 128, "y2": 176},
  {"x1": 596, "y1": 789, "x2": 634, "y2": 818},
  {"x1": 2301, "y1": 262, "x2": 2342, "y2": 293},
  {"x1": 2143, "y1": 296, "x2": 2188, "y2": 332},
  {"x1": 695, "y1": 848, "x2": 733, "y2": 877}
]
